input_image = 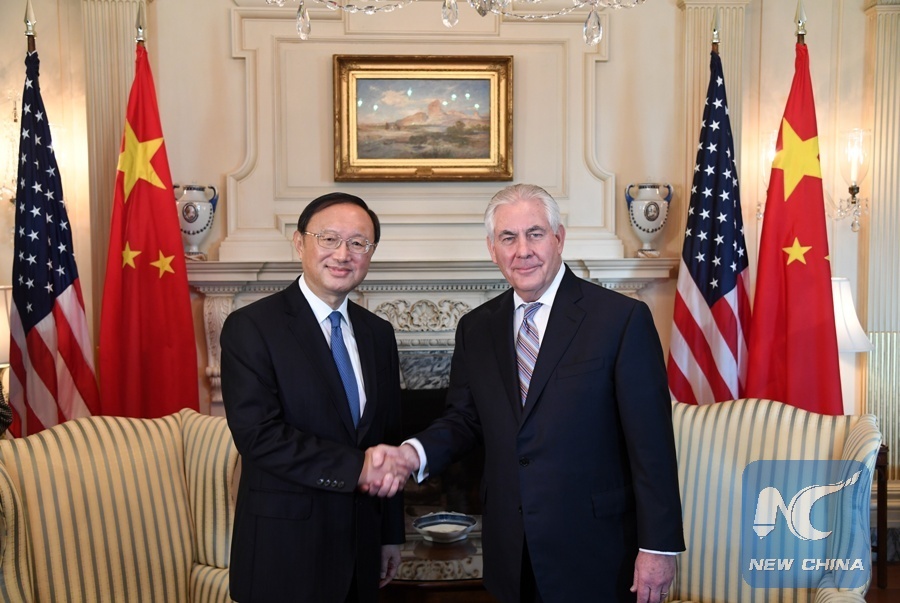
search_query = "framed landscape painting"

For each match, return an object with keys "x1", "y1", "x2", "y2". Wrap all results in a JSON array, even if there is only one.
[{"x1": 333, "y1": 55, "x2": 513, "y2": 182}]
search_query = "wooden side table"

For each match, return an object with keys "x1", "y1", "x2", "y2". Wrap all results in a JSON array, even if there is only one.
[
  {"x1": 380, "y1": 579, "x2": 497, "y2": 603},
  {"x1": 380, "y1": 533, "x2": 498, "y2": 603},
  {"x1": 873, "y1": 443, "x2": 888, "y2": 589}
]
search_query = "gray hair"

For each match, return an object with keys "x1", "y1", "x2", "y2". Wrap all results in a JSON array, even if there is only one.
[{"x1": 484, "y1": 184, "x2": 562, "y2": 239}]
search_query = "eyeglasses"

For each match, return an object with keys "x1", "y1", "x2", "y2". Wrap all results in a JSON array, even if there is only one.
[{"x1": 302, "y1": 231, "x2": 375, "y2": 254}]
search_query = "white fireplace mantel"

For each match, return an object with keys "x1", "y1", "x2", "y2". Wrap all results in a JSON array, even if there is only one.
[{"x1": 188, "y1": 258, "x2": 677, "y2": 413}]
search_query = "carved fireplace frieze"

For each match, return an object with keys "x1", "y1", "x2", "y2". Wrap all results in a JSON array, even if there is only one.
[{"x1": 188, "y1": 259, "x2": 676, "y2": 413}]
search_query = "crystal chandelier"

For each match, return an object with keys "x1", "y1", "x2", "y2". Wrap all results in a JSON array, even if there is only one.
[{"x1": 265, "y1": 0, "x2": 647, "y2": 46}]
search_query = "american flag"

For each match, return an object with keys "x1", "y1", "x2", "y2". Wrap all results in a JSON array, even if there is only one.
[
  {"x1": 667, "y1": 51, "x2": 751, "y2": 405},
  {"x1": 8, "y1": 51, "x2": 100, "y2": 436}
]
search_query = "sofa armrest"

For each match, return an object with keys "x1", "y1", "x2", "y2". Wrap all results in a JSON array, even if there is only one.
[
  {"x1": 841, "y1": 415, "x2": 882, "y2": 469},
  {"x1": 812, "y1": 572, "x2": 867, "y2": 602},
  {"x1": 812, "y1": 414, "x2": 882, "y2": 599},
  {"x1": 181, "y1": 409, "x2": 240, "y2": 570},
  {"x1": 0, "y1": 456, "x2": 34, "y2": 602}
]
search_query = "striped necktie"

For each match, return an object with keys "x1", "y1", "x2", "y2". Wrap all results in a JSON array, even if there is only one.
[
  {"x1": 328, "y1": 311, "x2": 360, "y2": 427},
  {"x1": 516, "y1": 302, "x2": 542, "y2": 406}
]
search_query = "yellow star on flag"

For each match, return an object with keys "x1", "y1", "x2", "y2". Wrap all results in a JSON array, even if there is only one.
[
  {"x1": 772, "y1": 118, "x2": 821, "y2": 201},
  {"x1": 122, "y1": 241, "x2": 141, "y2": 268},
  {"x1": 116, "y1": 121, "x2": 165, "y2": 202},
  {"x1": 149, "y1": 250, "x2": 176, "y2": 277},
  {"x1": 783, "y1": 237, "x2": 812, "y2": 265}
]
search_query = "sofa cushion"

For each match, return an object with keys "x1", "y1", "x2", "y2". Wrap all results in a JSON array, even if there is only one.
[
  {"x1": 0, "y1": 413, "x2": 194, "y2": 602},
  {"x1": 190, "y1": 563, "x2": 231, "y2": 603}
]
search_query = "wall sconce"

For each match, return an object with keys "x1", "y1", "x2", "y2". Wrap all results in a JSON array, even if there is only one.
[
  {"x1": 1, "y1": 93, "x2": 20, "y2": 204},
  {"x1": 758, "y1": 129, "x2": 778, "y2": 221},
  {"x1": 833, "y1": 128, "x2": 871, "y2": 232}
]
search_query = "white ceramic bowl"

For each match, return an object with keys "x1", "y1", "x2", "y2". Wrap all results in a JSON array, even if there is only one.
[{"x1": 412, "y1": 512, "x2": 477, "y2": 543}]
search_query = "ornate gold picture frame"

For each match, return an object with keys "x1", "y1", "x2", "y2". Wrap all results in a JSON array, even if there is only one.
[{"x1": 333, "y1": 55, "x2": 513, "y2": 182}]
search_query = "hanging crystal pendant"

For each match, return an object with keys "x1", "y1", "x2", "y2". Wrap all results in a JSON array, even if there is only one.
[
  {"x1": 297, "y1": 2, "x2": 311, "y2": 40},
  {"x1": 442, "y1": 0, "x2": 459, "y2": 27},
  {"x1": 471, "y1": 0, "x2": 489, "y2": 17},
  {"x1": 583, "y1": 8, "x2": 602, "y2": 46},
  {"x1": 494, "y1": 0, "x2": 510, "y2": 9}
]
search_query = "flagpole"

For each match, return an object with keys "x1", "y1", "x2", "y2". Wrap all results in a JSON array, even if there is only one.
[
  {"x1": 795, "y1": 0, "x2": 806, "y2": 45},
  {"x1": 24, "y1": 0, "x2": 36, "y2": 53}
]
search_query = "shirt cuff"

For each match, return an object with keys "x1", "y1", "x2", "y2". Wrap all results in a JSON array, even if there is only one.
[
  {"x1": 402, "y1": 438, "x2": 429, "y2": 482},
  {"x1": 639, "y1": 549, "x2": 680, "y2": 555}
]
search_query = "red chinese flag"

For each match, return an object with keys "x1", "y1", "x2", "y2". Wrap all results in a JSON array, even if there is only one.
[
  {"x1": 746, "y1": 44, "x2": 842, "y2": 415},
  {"x1": 99, "y1": 44, "x2": 198, "y2": 417}
]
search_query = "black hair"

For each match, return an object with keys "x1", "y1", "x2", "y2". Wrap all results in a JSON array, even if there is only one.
[{"x1": 296, "y1": 192, "x2": 381, "y2": 244}]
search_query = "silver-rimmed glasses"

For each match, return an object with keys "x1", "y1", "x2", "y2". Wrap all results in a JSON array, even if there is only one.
[{"x1": 302, "y1": 231, "x2": 375, "y2": 254}]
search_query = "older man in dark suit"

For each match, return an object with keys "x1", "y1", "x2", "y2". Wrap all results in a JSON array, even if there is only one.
[
  {"x1": 221, "y1": 192, "x2": 410, "y2": 603},
  {"x1": 383, "y1": 184, "x2": 685, "y2": 603}
]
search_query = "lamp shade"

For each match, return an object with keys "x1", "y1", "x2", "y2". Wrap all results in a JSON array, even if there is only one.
[
  {"x1": 831, "y1": 278, "x2": 873, "y2": 353},
  {"x1": 0, "y1": 286, "x2": 11, "y2": 365}
]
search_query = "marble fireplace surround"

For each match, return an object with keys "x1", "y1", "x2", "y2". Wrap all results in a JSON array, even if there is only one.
[{"x1": 187, "y1": 258, "x2": 676, "y2": 415}]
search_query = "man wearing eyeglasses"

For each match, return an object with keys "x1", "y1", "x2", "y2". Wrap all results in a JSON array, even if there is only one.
[{"x1": 221, "y1": 192, "x2": 412, "y2": 603}]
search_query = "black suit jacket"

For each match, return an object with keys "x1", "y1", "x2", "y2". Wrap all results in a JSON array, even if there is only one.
[
  {"x1": 221, "y1": 281, "x2": 404, "y2": 603},
  {"x1": 415, "y1": 266, "x2": 685, "y2": 603}
]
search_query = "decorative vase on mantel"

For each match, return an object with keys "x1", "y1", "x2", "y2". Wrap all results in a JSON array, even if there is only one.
[
  {"x1": 625, "y1": 182, "x2": 672, "y2": 258},
  {"x1": 174, "y1": 184, "x2": 218, "y2": 260}
]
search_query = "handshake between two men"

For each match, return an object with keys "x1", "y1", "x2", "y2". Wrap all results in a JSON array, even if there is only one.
[{"x1": 357, "y1": 443, "x2": 421, "y2": 497}]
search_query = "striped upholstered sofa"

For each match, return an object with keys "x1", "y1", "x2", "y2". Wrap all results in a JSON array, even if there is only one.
[
  {"x1": 670, "y1": 398, "x2": 882, "y2": 603},
  {"x1": 0, "y1": 409, "x2": 238, "y2": 602}
]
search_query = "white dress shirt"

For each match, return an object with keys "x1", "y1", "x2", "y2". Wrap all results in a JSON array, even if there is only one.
[
  {"x1": 511, "y1": 263, "x2": 566, "y2": 342},
  {"x1": 404, "y1": 265, "x2": 566, "y2": 482},
  {"x1": 298, "y1": 275, "x2": 368, "y2": 417}
]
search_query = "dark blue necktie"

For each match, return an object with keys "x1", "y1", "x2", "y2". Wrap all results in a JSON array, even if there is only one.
[{"x1": 329, "y1": 311, "x2": 360, "y2": 427}]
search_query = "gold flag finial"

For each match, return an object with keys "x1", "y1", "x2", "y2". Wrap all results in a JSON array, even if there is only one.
[
  {"x1": 25, "y1": 0, "x2": 36, "y2": 37},
  {"x1": 712, "y1": 7, "x2": 721, "y2": 45},
  {"x1": 795, "y1": 0, "x2": 807, "y2": 40},
  {"x1": 135, "y1": 0, "x2": 146, "y2": 43},
  {"x1": 711, "y1": 7, "x2": 721, "y2": 53},
  {"x1": 25, "y1": 0, "x2": 36, "y2": 52}
]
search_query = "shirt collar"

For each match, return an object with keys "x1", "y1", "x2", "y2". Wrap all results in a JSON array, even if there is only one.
[
  {"x1": 512, "y1": 263, "x2": 566, "y2": 310},
  {"x1": 298, "y1": 275, "x2": 351, "y2": 328}
]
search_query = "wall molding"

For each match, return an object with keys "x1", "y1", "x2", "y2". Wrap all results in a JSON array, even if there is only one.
[{"x1": 219, "y1": 7, "x2": 624, "y2": 263}]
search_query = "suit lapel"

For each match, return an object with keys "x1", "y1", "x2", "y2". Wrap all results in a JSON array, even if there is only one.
[
  {"x1": 521, "y1": 267, "x2": 585, "y2": 425},
  {"x1": 489, "y1": 291, "x2": 521, "y2": 421},
  {"x1": 283, "y1": 283, "x2": 358, "y2": 439},
  {"x1": 350, "y1": 304, "x2": 377, "y2": 444}
]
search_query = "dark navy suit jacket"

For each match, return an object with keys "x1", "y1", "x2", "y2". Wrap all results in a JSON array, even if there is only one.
[{"x1": 221, "y1": 281, "x2": 404, "y2": 603}]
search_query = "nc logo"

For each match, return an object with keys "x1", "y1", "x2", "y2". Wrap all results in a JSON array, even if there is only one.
[{"x1": 752, "y1": 470, "x2": 861, "y2": 541}]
